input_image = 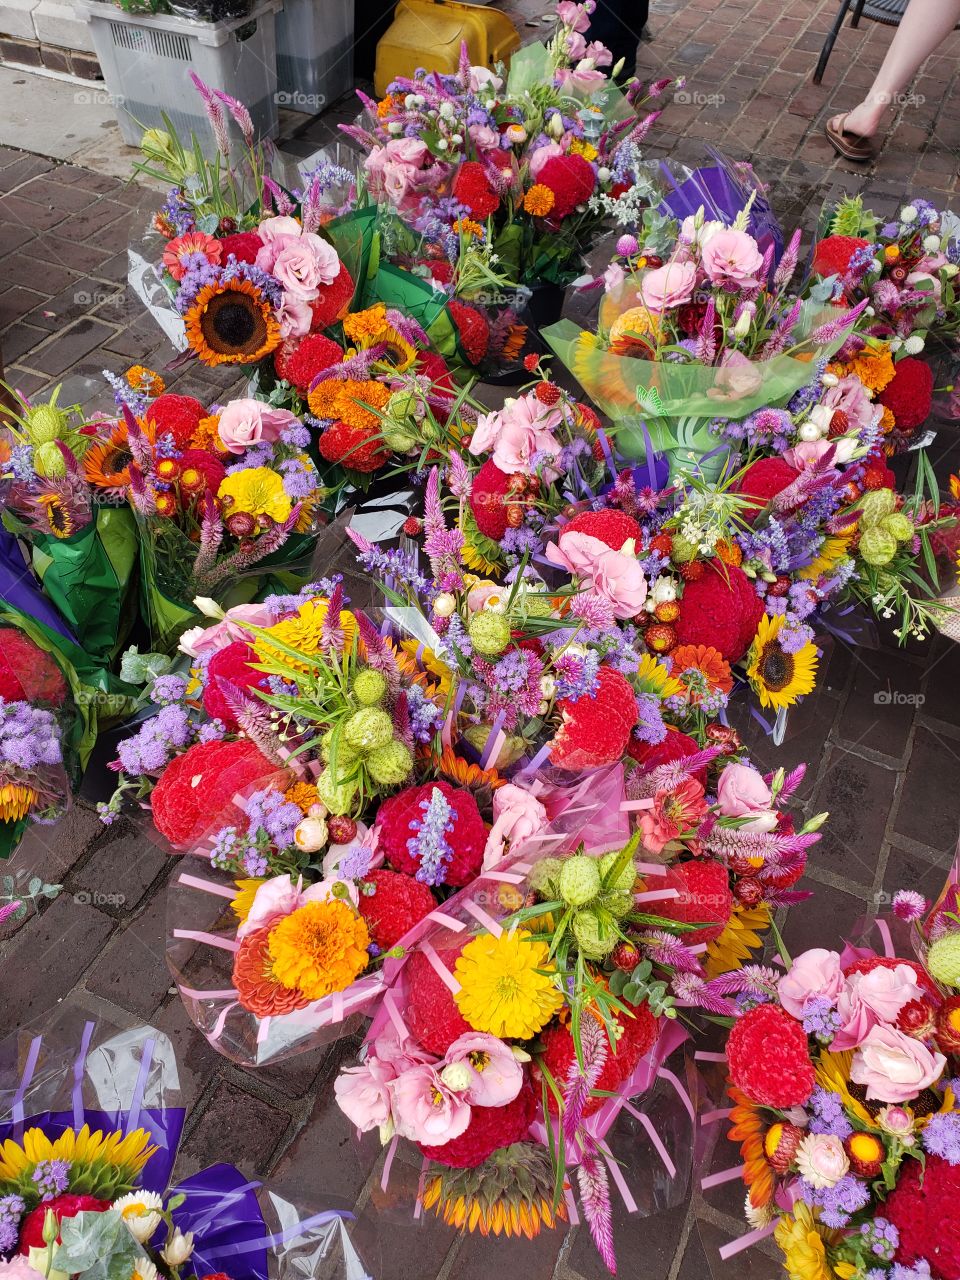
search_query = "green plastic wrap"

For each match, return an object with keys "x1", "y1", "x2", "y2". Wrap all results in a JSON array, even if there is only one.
[
  {"x1": 324, "y1": 205, "x2": 380, "y2": 310},
  {"x1": 362, "y1": 262, "x2": 461, "y2": 361}
]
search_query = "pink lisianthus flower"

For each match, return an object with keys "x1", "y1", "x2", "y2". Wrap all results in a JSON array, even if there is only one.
[
  {"x1": 364, "y1": 137, "x2": 442, "y2": 213},
  {"x1": 335, "y1": 1030, "x2": 434, "y2": 1134},
  {"x1": 778, "y1": 948, "x2": 844, "y2": 1021},
  {"x1": 388, "y1": 1065, "x2": 472, "y2": 1144},
  {"x1": 831, "y1": 963, "x2": 924, "y2": 1051},
  {"x1": 216, "y1": 398, "x2": 299, "y2": 454},
  {"x1": 468, "y1": 123, "x2": 500, "y2": 150},
  {"x1": 556, "y1": 60, "x2": 609, "y2": 93},
  {"x1": 276, "y1": 292, "x2": 314, "y2": 340},
  {"x1": 783, "y1": 437, "x2": 857, "y2": 469},
  {"x1": 564, "y1": 30, "x2": 587, "y2": 59},
  {"x1": 528, "y1": 141, "x2": 564, "y2": 181},
  {"x1": 706, "y1": 349, "x2": 764, "y2": 403},
  {"x1": 177, "y1": 601, "x2": 274, "y2": 658},
  {"x1": 637, "y1": 260, "x2": 698, "y2": 312},
  {"x1": 545, "y1": 530, "x2": 648, "y2": 619},
  {"x1": 639, "y1": 778, "x2": 708, "y2": 854},
  {"x1": 556, "y1": 0, "x2": 590, "y2": 32},
  {"x1": 442, "y1": 1033, "x2": 524, "y2": 1106},
  {"x1": 482, "y1": 783, "x2": 548, "y2": 870},
  {"x1": 850, "y1": 1024, "x2": 946, "y2": 1102},
  {"x1": 163, "y1": 231, "x2": 222, "y2": 282},
  {"x1": 468, "y1": 65, "x2": 502, "y2": 91},
  {"x1": 715, "y1": 762, "x2": 778, "y2": 832},
  {"x1": 271, "y1": 233, "x2": 341, "y2": 299},
  {"x1": 700, "y1": 228, "x2": 764, "y2": 287}
]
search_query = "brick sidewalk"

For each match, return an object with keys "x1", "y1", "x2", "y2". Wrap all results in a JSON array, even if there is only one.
[{"x1": 2, "y1": 0, "x2": 960, "y2": 1270}]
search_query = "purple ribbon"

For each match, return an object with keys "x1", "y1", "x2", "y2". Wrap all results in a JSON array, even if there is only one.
[
  {"x1": 71, "y1": 1020, "x2": 95, "y2": 1129},
  {"x1": 10, "y1": 1035, "x2": 42, "y2": 1137},
  {"x1": 0, "y1": 529, "x2": 76, "y2": 641},
  {"x1": 125, "y1": 1035, "x2": 154, "y2": 1133}
]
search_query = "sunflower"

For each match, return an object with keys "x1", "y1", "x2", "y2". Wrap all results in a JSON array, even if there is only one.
[
  {"x1": 704, "y1": 901, "x2": 770, "y2": 978},
  {"x1": 462, "y1": 535, "x2": 501, "y2": 576},
  {"x1": 267, "y1": 899, "x2": 370, "y2": 999},
  {"x1": 436, "y1": 745, "x2": 505, "y2": 792},
  {"x1": 774, "y1": 1203, "x2": 842, "y2": 1280},
  {"x1": 570, "y1": 330, "x2": 635, "y2": 412},
  {"x1": 231, "y1": 877, "x2": 266, "y2": 922},
  {"x1": 0, "y1": 781, "x2": 38, "y2": 822},
  {"x1": 422, "y1": 1143, "x2": 567, "y2": 1239},
  {"x1": 184, "y1": 277, "x2": 280, "y2": 367},
  {"x1": 726, "y1": 1085, "x2": 777, "y2": 1208},
  {"x1": 0, "y1": 1124, "x2": 156, "y2": 1196},
  {"x1": 34, "y1": 491, "x2": 76, "y2": 538},
  {"x1": 746, "y1": 614, "x2": 818, "y2": 711},
  {"x1": 81, "y1": 421, "x2": 142, "y2": 496},
  {"x1": 218, "y1": 467, "x2": 292, "y2": 525},
  {"x1": 800, "y1": 532, "x2": 854, "y2": 581},
  {"x1": 453, "y1": 929, "x2": 564, "y2": 1040},
  {"x1": 343, "y1": 305, "x2": 417, "y2": 371},
  {"x1": 635, "y1": 652, "x2": 683, "y2": 700}
]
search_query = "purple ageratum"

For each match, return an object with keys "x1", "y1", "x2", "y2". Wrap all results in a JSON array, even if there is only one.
[
  {"x1": 407, "y1": 786, "x2": 455, "y2": 886},
  {"x1": 859, "y1": 1218, "x2": 899, "y2": 1264},
  {"x1": 807, "y1": 1086, "x2": 853, "y2": 1138},
  {"x1": 633, "y1": 692, "x2": 667, "y2": 745},
  {"x1": 114, "y1": 703, "x2": 192, "y2": 776},
  {"x1": 0, "y1": 1193, "x2": 25, "y2": 1251},
  {"x1": 244, "y1": 787, "x2": 302, "y2": 849},
  {"x1": 553, "y1": 649, "x2": 600, "y2": 702},
  {"x1": 801, "y1": 995, "x2": 843, "y2": 1045},
  {"x1": 32, "y1": 1159, "x2": 70, "y2": 1201},
  {"x1": 0, "y1": 699, "x2": 63, "y2": 771},
  {"x1": 798, "y1": 1171, "x2": 870, "y2": 1227},
  {"x1": 151, "y1": 674, "x2": 189, "y2": 706},
  {"x1": 922, "y1": 1112, "x2": 960, "y2": 1165}
]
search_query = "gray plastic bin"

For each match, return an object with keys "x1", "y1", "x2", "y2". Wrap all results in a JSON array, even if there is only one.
[
  {"x1": 76, "y1": 0, "x2": 282, "y2": 153},
  {"x1": 275, "y1": 0, "x2": 353, "y2": 114}
]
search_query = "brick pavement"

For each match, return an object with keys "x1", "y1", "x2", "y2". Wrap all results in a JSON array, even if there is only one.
[{"x1": 2, "y1": 0, "x2": 960, "y2": 1273}]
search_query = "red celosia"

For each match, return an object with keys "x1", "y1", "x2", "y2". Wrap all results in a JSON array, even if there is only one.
[
  {"x1": 562, "y1": 508, "x2": 642, "y2": 550},
  {"x1": 376, "y1": 780, "x2": 486, "y2": 887},
  {"x1": 202, "y1": 640, "x2": 269, "y2": 729},
  {"x1": 217, "y1": 231, "x2": 264, "y2": 264},
  {"x1": 418, "y1": 1080, "x2": 536, "y2": 1168},
  {"x1": 537, "y1": 1006, "x2": 657, "y2": 1116},
  {"x1": 405, "y1": 946, "x2": 473, "y2": 1053},
  {"x1": 151, "y1": 738, "x2": 285, "y2": 848},
  {"x1": 309, "y1": 262, "x2": 355, "y2": 330},
  {"x1": 144, "y1": 394, "x2": 205, "y2": 448},
  {"x1": 877, "y1": 356, "x2": 934, "y2": 432},
  {"x1": 884, "y1": 1154, "x2": 960, "y2": 1279},
  {"x1": 536, "y1": 153, "x2": 597, "y2": 219},
  {"x1": 274, "y1": 333, "x2": 344, "y2": 391},
  {"x1": 357, "y1": 868, "x2": 436, "y2": 949},
  {"x1": 318, "y1": 420, "x2": 389, "y2": 473},
  {"x1": 674, "y1": 562, "x2": 764, "y2": 663},
  {"x1": 449, "y1": 299, "x2": 490, "y2": 364},
  {"x1": 0, "y1": 628, "x2": 67, "y2": 705},
  {"x1": 550, "y1": 665, "x2": 639, "y2": 771},
  {"x1": 735, "y1": 457, "x2": 801, "y2": 519},
  {"x1": 649, "y1": 860, "x2": 732, "y2": 945},
  {"x1": 415, "y1": 350, "x2": 457, "y2": 395},
  {"x1": 18, "y1": 1195, "x2": 112, "y2": 1251},
  {"x1": 469, "y1": 459, "x2": 512, "y2": 540},
  {"x1": 811, "y1": 235, "x2": 870, "y2": 280},
  {"x1": 452, "y1": 161, "x2": 500, "y2": 218},
  {"x1": 726, "y1": 1004, "x2": 815, "y2": 1107}
]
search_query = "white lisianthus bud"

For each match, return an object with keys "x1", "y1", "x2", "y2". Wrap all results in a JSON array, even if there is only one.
[
  {"x1": 161, "y1": 1229, "x2": 195, "y2": 1267},
  {"x1": 440, "y1": 1062, "x2": 473, "y2": 1092},
  {"x1": 821, "y1": 372, "x2": 839, "y2": 387}
]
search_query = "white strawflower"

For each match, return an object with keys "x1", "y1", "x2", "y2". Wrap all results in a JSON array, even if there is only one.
[{"x1": 112, "y1": 1192, "x2": 164, "y2": 1245}]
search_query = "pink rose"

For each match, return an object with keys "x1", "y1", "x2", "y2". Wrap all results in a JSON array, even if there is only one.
[
  {"x1": 832, "y1": 963, "x2": 924, "y2": 1051},
  {"x1": 545, "y1": 530, "x2": 648, "y2": 620},
  {"x1": 700, "y1": 228, "x2": 764, "y2": 287},
  {"x1": 482, "y1": 783, "x2": 548, "y2": 870},
  {"x1": 556, "y1": 62, "x2": 608, "y2": 93},
  {"x1": 177, "y1": 601, "x2": 274, "y2": 658},
  {"x1": 217, "y1": 398, "x2": 299, "y2": 455},
  {"x1": 528, "y1": 142, "x2": 563, "y2": 181},
  {"x1": 271, "y1": 233, "x2": 340, "y2": 299},
  {"x1": 237, "y1": 873, "x2": 357, "y2": 940},
  {"x1": 638, "y1": 260, "x2": 698, "y2": 312},
  {"x1": 706, "y1": 349, "x2": 763, "y2": 403},
  {"x1": 388, "y1": 1065, "x2": 472, "y2": 1144},
  {"x1": 778, "y1": 949, "x2": 844, "y2": 1021},
  {"x1": 850, "y1": 1024, "x2": 946, "y2": 1102},
  {"x1": 442, "y1": 1033, "x2": 523, "y2": 1106}
]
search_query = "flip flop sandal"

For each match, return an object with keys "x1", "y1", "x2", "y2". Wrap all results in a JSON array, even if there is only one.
[{"x1": 825, "y1": 114, "x2": 873, "y2": 162}]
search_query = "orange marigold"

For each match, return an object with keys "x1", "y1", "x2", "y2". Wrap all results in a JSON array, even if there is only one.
[
  {"x1": 233, "y1": 924, "x2": 313, "y2": 1016},
  {"x1": 879, "y1": 405, "x2": 896, "y2": 435},
  {"x1": 831, "y1": 345, "x2": 895, "y2": 395},
  {"x1": 343, "y1": 304, "x2": 389, "y2": 345},
  {"x1": 715, "y1": 539, "x2": 743, "y2": 567},
  {"x1": 523, "y1": 185, "x2": 555, "y2": 217},
  {"x1": 453, "y1": 217, "x2": 484, "y2": 240},
  {"x1": 126, "y1": 365, "x2": 165, "y2": 396},
  {"x1": 190, "y1": 414, "x2": 227, "y2": 452},
  {"x1": 285, "y1": 781, "x2": 320, "y2": 813},
  {"x1": 267, "y1": 899, "x2": 370, "y2": 1000}
]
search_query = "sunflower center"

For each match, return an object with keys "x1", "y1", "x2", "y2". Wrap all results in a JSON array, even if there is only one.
[
  {"x1": 101, "y1": 444, "x2": 132, "y2": 477},
  {"x1": 42, "y1": 498, "x2": 73, "y2": 536},
  {"x1": 758, "y1": 643, "x2": 794, "y2": 692},
  {"x1": 203, "y1": 291, "x2": 268, "y2": 356}
]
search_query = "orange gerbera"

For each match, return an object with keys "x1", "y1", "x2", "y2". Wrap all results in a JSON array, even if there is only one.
[
  {"x1": 670, "y1": 644, "x2": 734, "y2": 700},
  {"x1": 82, "y1": 420, "x2": 154, "y2": 496},
  {"x1": 727, "y1": 1085, "x2": 776, "y2": 1208},
  {"x1": 267, "y1": 899, "x2": 370, "y2": 1000},
  {"x1": 184, "y1": 278, "x2": 280, "y2": 367},
  {"x1": 232, "y1": 924, "x2": 313, "y2": 1016}
]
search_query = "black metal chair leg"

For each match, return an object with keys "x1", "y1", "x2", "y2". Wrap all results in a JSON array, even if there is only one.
[
  {"x1": 851, "y1": 0, "x2": 867, "y2": 28},
  {"x1": 814, "y1": 0, "x2": 855, "y2": 83}
]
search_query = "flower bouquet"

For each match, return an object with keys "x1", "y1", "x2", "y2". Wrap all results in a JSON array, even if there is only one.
[
  {"x1": 0, "y1": 384, "x2": 139, "y2": 669},
  {"x1": 0, "y1": 1010, "x2": 374, "y2": 1280},
  {"x1": 701, "y1": 894, "x2": 960, "y2": 1280}
]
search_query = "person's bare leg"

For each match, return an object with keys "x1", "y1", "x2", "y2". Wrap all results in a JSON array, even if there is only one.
[
  {"x1": 0, "y1": 342, "x2": 20, "y2": 420},
  {"x1": 829, "y1": 0, "x2": 960, "y2": 140}
]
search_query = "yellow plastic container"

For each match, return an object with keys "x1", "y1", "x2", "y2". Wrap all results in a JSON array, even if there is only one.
[{"x1": 374, "y1": 0, "x2": 521, "y2": 98}]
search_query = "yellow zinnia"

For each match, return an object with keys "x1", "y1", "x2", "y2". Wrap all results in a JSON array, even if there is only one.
[
  {"x1": 746, "y1": 614, "x2": 818, "y2": 712},
  {"x1": 453, "y1": 929, "x2": 563, "y2": 1040},
  {"x1": 218, "y1": 467, "x2": 291, "y2": 524},
  {"x1": 231, "y1": 877, "x2": 266, "y2": 922},
  {"x1": 267, "y1": 899, "x2": 370, "y2": 1000},
  {"x1": 257, "y1": 597, "x2": 358, "y2": 670},
  {"x1": 774, "y1": 1203, "x2": 841, "y2": 1280}
]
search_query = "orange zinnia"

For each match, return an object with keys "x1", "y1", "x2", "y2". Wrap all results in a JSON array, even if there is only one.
[
  {"x1": 670, "y1": 644, "x2": 734, "y2": 698},
  {"x1": 232, "y1": 924, "x2": 313, "y2": 1016}
]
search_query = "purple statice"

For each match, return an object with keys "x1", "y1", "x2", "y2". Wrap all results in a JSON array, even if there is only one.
[
  {"x1": 633, "y1": 693, "x2": 667, "y2": 745},
  {"x1": 922, "y1": 1111, "x2": 960, "y2": 1164},
  {"x1": 151, "y1": 674, "x2": 189, "y2": 705},
  {"x1": 787, "y1": 357, "x2": 829, "y2": 417},
  {"x1": 0, "y1": 1193, "x2": 25, "y2": 1252},
  {"x1": 220, "y1": 256, "x2": 284, "y2": 305},
  {"x1": 807, "y1": 1086, "x2": 853, "y2": 1138},
  {"x1": 9, "y1": 444, "x2": 36, "y2": 482},
  {"x1": 553, "y1": 648, "x2": 600, "y2": 701},
  {"x1": 245, "y1": 787, "x2": 302, "y2": 849},
  {"x1": 407, "y1": 786, "x2": 455, "y2": 886},
  {"x1": 33, "y1": 1159, "x2": 70, "y2": 1201},
  {"x1": 799, "y1": 1172, "x2": 870, "y2": 1227},
  {"x1": 114, "y1": 704, "x2": 192, "y2": 776},
  {"x1": 0, "y1": 700, "x2": 62, "y2": 770},
  {"x1": 801, "y1": 995, "x2": 843, "y2": 1044},
  {"x1": 406, "y1": 683, "x2": 444, "y2": 744},
  {"x1": 859, "y1": 1218, "x2": 899, "y2": 1263}
]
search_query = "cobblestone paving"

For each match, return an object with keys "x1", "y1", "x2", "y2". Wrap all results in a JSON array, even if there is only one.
[{"x1": 2, "y1": 0, "x2": 960, "y2": 1273}]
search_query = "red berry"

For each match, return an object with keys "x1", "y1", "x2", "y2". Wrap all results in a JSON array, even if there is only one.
[
  {"x1": 861, "y1": 468, "x2": 887, "y2": 492},
  {"x1": 592, "y1": 438, "x2": 605, "y2": 461},
  {"x1": 644, "y1": 623, "x2": 676, "y2": 653},
  {"x1": 936, "y1": 995, "x2": 960, "y2": 1053},
  {"x1": 766, "y1": 576, "x2": 791, "y2": 598},
  {"x1": 218, "y1": 216, "x2": 237, "y2": 233},
  {"x1": 523, "y1": 353, "x2": 540, "y2": 372},
  {"x1": 611, "y1": 941, "x2": 641, "y2": 971},
  {"x1": 535, "y1": 381, "x2": 562, "y2": 405},
  {"x1": 328, "y1": 815, "x2": 358, "y2": 844},
  {"x1": 402, "y1": 516, "x2": 422, "y2": 536}
]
